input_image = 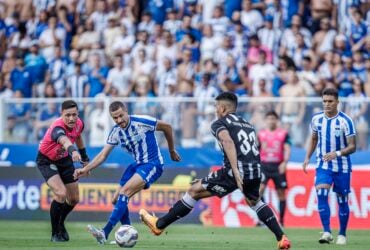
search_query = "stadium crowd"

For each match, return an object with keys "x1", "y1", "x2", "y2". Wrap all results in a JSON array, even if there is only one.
[{"x1": 0, "y1": 0, "x2": 369, "y2": 149}]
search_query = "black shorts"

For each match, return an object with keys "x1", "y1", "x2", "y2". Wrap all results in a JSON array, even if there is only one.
[
  {"x1": 261, "y1": 163, "x2": 287, "y2": 189},
  {"x1": 201, "y1": 167, "x2": 260, "y2": 201},
  {"x1": 36, "y1": 152, "x2": 77, "y2": 184}
]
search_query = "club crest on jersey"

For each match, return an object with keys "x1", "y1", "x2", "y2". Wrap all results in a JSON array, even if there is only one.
[{"x1": 334, "y1": 127, "x2": 341, "y2": 137}]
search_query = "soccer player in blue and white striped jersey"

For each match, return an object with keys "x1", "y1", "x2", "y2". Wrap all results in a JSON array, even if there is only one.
[
  {"x1": 303, "y1": 88, "x2": 356, "y2": 245},
  {"x1": 74, "y1": 101, "x2": 181, "y2": 244}
]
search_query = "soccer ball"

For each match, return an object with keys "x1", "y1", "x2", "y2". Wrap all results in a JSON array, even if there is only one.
[{"x1": 115, "y1": 225, "x2": 138, "y2": 248}]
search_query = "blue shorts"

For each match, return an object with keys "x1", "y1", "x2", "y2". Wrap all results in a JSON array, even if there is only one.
[
  {"x1": 315, "y1": 168, "x2": 351, "y2": 195},
  {"x1": 119, "y1": 161, "x2": 164, "y2": 189}
]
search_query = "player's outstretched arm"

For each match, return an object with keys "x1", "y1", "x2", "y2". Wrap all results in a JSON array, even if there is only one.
[
  {"x1": 75, "y1": 135, "x2": 90, "y2": 164},
  {"x1": 59, "y1": 135, "x2": 82, "y2": 163},
  {"x1": 156, "y1": 120, "x2": 181, "y2": 162},
  {"x1": 303, "y1": 132, "x2": 318, "y2": 173},
  {"x1": 73, "y1": 144, "x2": 114, "y2": 179}
]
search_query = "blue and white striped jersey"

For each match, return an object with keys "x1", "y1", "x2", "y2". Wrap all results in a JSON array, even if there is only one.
[
  {"x1": 106, "y1": 115, "x2": 163, "y2": 164},
  {"x1": 310, "y1": 111, "x2": 356, "y2": 173}
]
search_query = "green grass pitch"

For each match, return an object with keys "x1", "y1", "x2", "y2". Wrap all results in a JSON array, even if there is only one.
[{"x1": 0, "y1": 221, "x2": 369, "y2": 250}]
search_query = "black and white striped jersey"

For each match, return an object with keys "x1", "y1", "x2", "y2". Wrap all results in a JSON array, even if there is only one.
[{"x1": 211, "y1": 112, "x2": 261, "y2": 179}]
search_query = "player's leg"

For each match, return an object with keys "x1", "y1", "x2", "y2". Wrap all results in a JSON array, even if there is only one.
[
  {"x1": 58, "y1": 160, "x2": 80, "y2": 241},
  {"x1": 59, "y1": 181, "x2": 79, "y2": 241},
  {"x1": 274, "y1": 173, "x2": 288, "y2": 226},
  {"x1": 87, "y1": 164, "x2": 137, "y2": 244},
  {"x1": 46, "y1": 174, "x2": 67, "y2": 241},
  {"x1": 315, "y1": 168, "x2": 333, "y2": 243},
  {"x1": 140, "y1": 168, "x2": 231, "y2": 235},
  {"x1": 256, "y1": 170, "x2": 269, "y2": 226},
  {"x1": 244, "y1": 178, "x2": 288, "y2": 246},
  {"x1": 333, "y1": 172, "x2": 351, "y2": 245},
  {"x1": 156, "y1": 179, "x2": 213, "y2": 228},
  {"x1": 101, "y1": 169, "x2": 145, "y2": 241},
  {"x1": 36, "y1": 154, "x2": 67, "y2": 241},
  {"x1": 259, "y1": 169, "x2": 269, "y2": 201}
]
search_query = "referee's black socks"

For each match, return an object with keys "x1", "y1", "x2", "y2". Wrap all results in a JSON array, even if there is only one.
[
  {"x1": 60, "y1": 202, "x2": 75, "y2": 225},
  {"x1": 157, "y1": 193, "x2": 197, "y2": 229},
  {"x1": 252, "y1": 200, "x2": 284, "y2": 241},
  {"x1": 50, "y1": 200, "x2": 64, "y2": 235}
]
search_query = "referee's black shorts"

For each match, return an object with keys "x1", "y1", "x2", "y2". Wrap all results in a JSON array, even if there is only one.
[
  {"x1": 261, "y1": 162, "x2": 287, "y2": 189},
  {"x1": 36, "y1": 152, "x2": 77, "y2": 184}
]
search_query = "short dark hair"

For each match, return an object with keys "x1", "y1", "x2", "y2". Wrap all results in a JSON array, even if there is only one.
[
  {"x1": 62, "y1": 100, "x2": 78, "y2": 111},
  {"x1": 322, "y1": 87, "x2": 338, "y2": 99},
  {"x1": 215, "y1": 92, "x2": 238, "y2": 109},
  {"x1": 109, "y1": 101, "x2": 126, "y2": 113},
  {"x1": 265, "y1": 110, "x2": 279, "y2": 118}
]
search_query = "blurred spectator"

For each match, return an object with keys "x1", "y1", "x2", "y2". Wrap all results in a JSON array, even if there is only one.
[
  {"x1": 138, "y1": 11, "x2": 155, "y2": 34},
  {"x1": 131, "y1": 75, "x2": 157, "y2": 115},
  {"x1": 85, "y1": 53, "x2": 109, "y2": 97},
  {"x1": 57, "y1": 5, "x2": 74, "y2": 51},
  {"x1": 258, "y1": 15, "x2": 281, "y2": 61},
  {"x1": 10, "y1": 57, "x2": 33, "y2": 97},
  {"x1": 281, "y1": 15, "x2": 311, "y2": 53},
  {"x1": 346, "y1": 8, "x2": 368, "y2": 49},
  {"x1": 240, "y1": 0, "x2": 263, "y2": 33},
  {"x1": 104, "y1": 14, "x2": 123, "y2": 59},
  {"x1": 156, "y1": 57, "x2": 177, "y2": 97},
  {"x1": 45, "y1": 46, "x2": 69, "y2": 97},
  {"x1": 198, "y1": 0, "x2": 224, "y2": 24},
  {"x1": 248, "y1": 79, "x2": 273, "y2": 131},
  {"x1": 228, "y1": 20, "x2": 250, "y2": 56},
  {"x1": 111, "y1": 24, "x2": 135, "y2": 64},
  {"x1": 159, "y1": 80, "x2": 181, "y2": 145},
  {"x1": 277, "y1": 70, "x2": 306, "y2": 147},
  {"x1": 1, "y1": 47, "x2": 17, "y2": 78},
  {"x1": 312, "y1": 16, "x2": 337, "y2": 60},
  {"x1": 177, "y1": 48, "x2": 198, "y2": 82},
  {"x1": 0, "y1": 73, "x2": 13, "y2": 98},
  {"x1": 249, "y1": 50, "x2": 276, "y2": 96},
  {"x1": 88, "y1": 97, "x2": 111, "y2": 147},
  {"x1": 297, "y1": 56, "x2": 319, "y2": 97},
  {"x1": 39, "y1": 15, "x2": 66, "y2": 62},
  {"x1": 175, "y1": 15, "x2": 201, "y2": 42},
  {"x1": 194, "y1": 73, "x2": 219, "y2": 115},
  {"x1": 309, "y1": 0, "x2": 334, "y2": 34},
  {"x1": 345, "y1": 78, "x2": 368, "y2": 150},
  {"x1": 200, "y1": 24, "x2": 221, "y2": 61},
  {"x1": 163, "y1": 9, "x2": 181, "y2": 35},
  {"x1": 105, "y1": 55, "x2": 132, "y2": 97},
  {"x1": 147, "y1": 0, "x2": 173, "y2": 25},
  {"x1": 75, "y1": 20, "x2": 100, "y2": 62},
  {"x1": 66, "y1": 62, "x2": 88, "y2": 98},
  {"x1": 24, "y1": 40, "x2": 48, "y2": 97},
  {"x1": 247, "y1": 34, "x2": 272, "y2": 67},
  {"x1": 88, "y1": 0, "x2": 110, "y2": 33},
  {"x1": 208, "y1": 5, "x2": 229, "y2": 39},
  {"x1": 132, "y1": 48, "x2": 156, "y2": 81},
  {"x1": 34, "y1": 102, "x2": 59, "y2": 140},
  {"x1": 131, "y1": 30, "x2": 155, "y2": 61},
  {"x1": 33, "y1": 10, "x2": 48, "y2": 39},
  {"x1": 155, "y1": 30, "x2": 177, "y2": 71},
  {"x1": 335, "y1": 56, "x2": 356, "y2": 97},
  {"x1": 280, "y1": 0, "x2": 304, "y2": 27},
  {"x1": 219, "y1": 54, "x2": 248, "y2": 96},
  {"x1": 33, "y1": 0, "x2": 56, "y2": 16},
  {"x1": 5, "y1": 91, "x2": 32, "y2": 143}
]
